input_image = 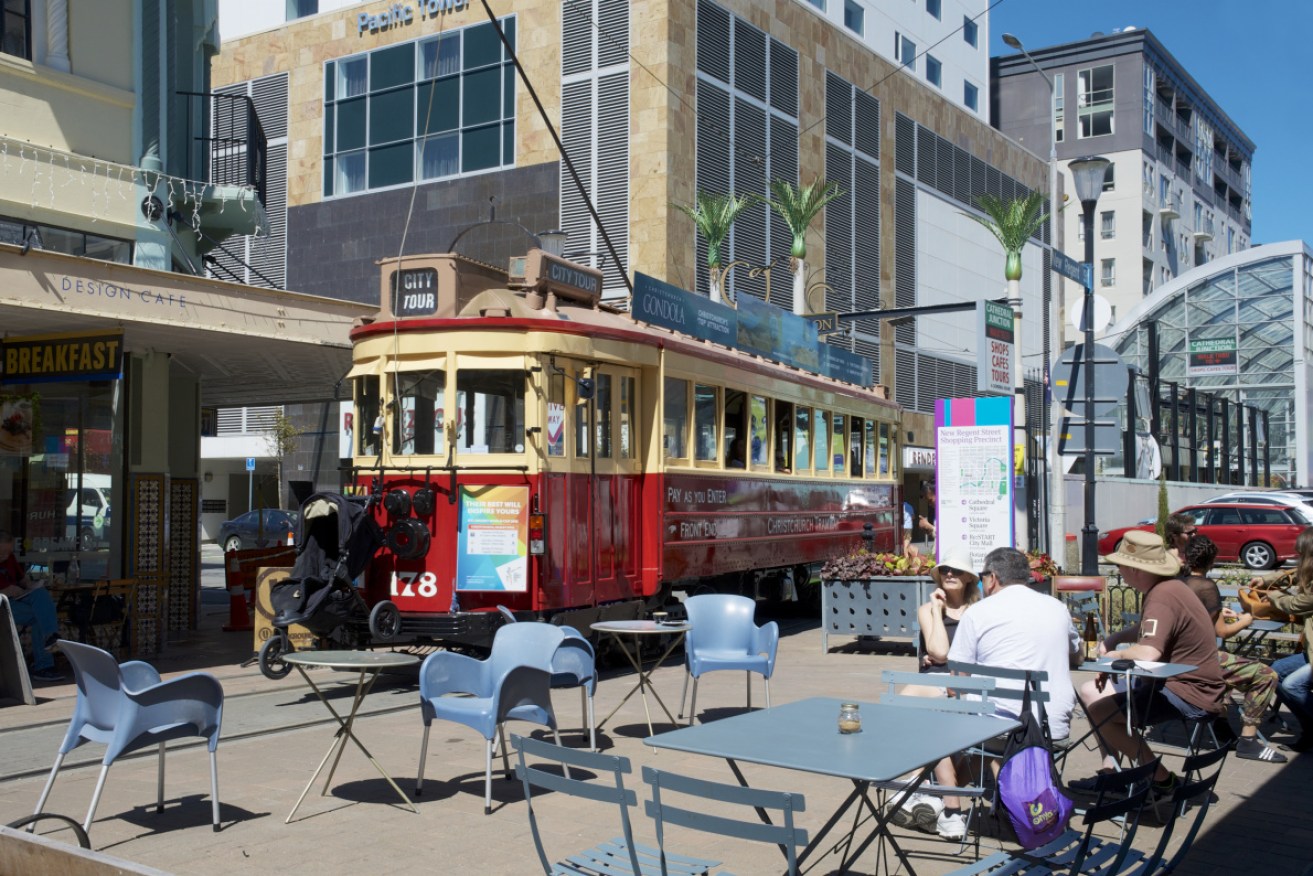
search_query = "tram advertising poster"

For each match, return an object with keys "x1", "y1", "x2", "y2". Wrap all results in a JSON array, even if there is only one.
[
  {"x1": 457, "y1": 485, "x2": 529, "y2": 591},
  {"x1": 933, "y1": 396, "x2": 1014, "y2": 571}
]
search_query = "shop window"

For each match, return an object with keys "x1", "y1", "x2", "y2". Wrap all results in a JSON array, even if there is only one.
[
  {"x1": 456, "y1": 369, "x2": 525, "y2": 454},
  {"x1": 694, "y1": 384, "x2": 719, "y2": 463},
  {"x1": 391, "y1": 369, "x2": 445, "y2": 455},
  {"x1": 1, "y1": 1, "x2": 31, "y2": 60},
  {"x1": 663, "y1": 377, "x2": 688, "y2": 460}
]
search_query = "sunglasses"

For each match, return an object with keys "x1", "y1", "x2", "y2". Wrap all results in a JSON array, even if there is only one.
[{"x1": 939, "y1": 567, "x2": 968, "y2": 578}]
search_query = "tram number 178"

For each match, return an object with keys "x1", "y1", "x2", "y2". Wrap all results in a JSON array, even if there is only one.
[{"x1": 391, "y1": 570, "x2": 439, "y2": 598}]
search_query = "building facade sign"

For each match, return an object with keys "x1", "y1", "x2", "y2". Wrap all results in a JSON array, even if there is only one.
[
  {"x1": 976, "y1": 300, "x2": 1014, "y2": 395},
  {"x1": 1187, "y1": 337, "x2": 1238, "y2": 376},
  {"x1": 2, "y1": 330, "x2": 124, "y2": 384},
  {"x1": 902, "y1": 445, "x2": 936, "y2": 471},
  {"x1": 358, "y1": 0, "x2": 468, "y2": 35}
]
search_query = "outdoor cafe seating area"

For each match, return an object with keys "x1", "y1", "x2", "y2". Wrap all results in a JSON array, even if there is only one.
[{"x1": 1, "y1": 581, "x2": 1302, "y2": 876}]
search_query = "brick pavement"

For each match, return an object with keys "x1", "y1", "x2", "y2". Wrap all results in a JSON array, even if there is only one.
[{"x1": 1, "y1": 603, "x2": 1310, "y2": 875}]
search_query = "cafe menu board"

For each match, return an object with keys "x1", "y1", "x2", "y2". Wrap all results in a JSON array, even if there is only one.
[
  {"x1": 456, "y1": 485, "x2": 529, "y2": 591},
  {"x1": 934, "y1": 396, "x2": 1014, "y2": 572}
]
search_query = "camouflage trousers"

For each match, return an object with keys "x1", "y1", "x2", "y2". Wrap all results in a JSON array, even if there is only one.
[{"x1": 1218, "y1": 649, "x2": 1278, "y2": 728}]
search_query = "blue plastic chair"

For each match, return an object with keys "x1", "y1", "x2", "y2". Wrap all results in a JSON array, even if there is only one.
[
  {"x1": 416, "y1": 622, "x2": 565, "y2": 813},
  {"x1": 677, "y1": 595, "x2": 778, "y2": 725},
  {"x1": 32, "y1": 640, "x2": 224, "y2": 833},
  {"x1": 552, "y1": 625, "x2": 598, "y2": 751}
]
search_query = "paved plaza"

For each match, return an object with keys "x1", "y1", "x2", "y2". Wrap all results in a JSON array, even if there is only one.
[{"x1": 1, "y1": 586, "x2": 1310, "y2": 875}]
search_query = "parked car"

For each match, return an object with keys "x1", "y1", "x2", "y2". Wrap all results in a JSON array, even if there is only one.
[
  {"x1": 1097, "y1": 503, "x2": 1310, "y2": 570},
  {"x1": 1200, "y1": 491, "x2": 1311, "y2": 508},
  {"x1": 218, "y1": 508, "x2": 299, "y2": 553},
  {"x1": 65, "y1": 484, "x2": 111, "y2": 551}
]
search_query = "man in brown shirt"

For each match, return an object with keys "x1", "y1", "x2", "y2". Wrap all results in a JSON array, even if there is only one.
[{"x1": 1073, "y1": 530, "x2": 1225, "y2": 795}]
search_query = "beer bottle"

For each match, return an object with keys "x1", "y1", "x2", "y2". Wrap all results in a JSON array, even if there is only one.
[{"x1": 1082, "y1": 611, "x2": 1099, "y2": 661}]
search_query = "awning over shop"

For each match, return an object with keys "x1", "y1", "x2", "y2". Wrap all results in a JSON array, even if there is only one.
[{"x1": 0, "y1": 245, "x2": 376, "y2": 406}]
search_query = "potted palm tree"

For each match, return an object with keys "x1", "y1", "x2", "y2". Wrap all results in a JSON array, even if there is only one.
[
  {"x1": 766, "y1": 178, "x2": 844, "y2": 315},
  {"x1": 673, "y1": 190, "x2": 758, "y2": 304}
]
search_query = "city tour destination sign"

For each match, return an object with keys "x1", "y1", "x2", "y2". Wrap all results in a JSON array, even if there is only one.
[
  {"x1": 1187, "y1": 337, "x2": 1238, "y2": 376},
  {"x1": 934, "y1": 396, "x2": 1014, "y2": 572},
  {"x1": 631, "y1": 272, "x2": 871, "y2": 386},
  {"x1": 976, "y1": 300, "x2": 1014, "y2": 395}
]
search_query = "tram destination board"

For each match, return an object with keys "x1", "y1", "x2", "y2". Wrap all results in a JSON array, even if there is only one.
[{"x1": 390, "y1": 267, "x2": 439, "y2": 317}]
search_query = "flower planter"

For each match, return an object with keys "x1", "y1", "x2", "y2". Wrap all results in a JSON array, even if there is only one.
[{"x1": 820, "y1": 575, "x2": 933, "y2": 654}]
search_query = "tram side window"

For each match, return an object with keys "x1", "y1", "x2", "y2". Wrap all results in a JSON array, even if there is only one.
[
  {"x1": 355, "y1": 375, "x2": 380, "y2": 457},
  {"x1": 794, "y1": 406, "x2": 811, "y2": 472},
  {"x1": 879, "y1": 422, "x2": 891, "y2": 476},
  {"x1": 595, "y1": 373, "x2": 613, "y2": 458},
  {"x1": 694, "y1": 384, "x2": 719, "y2": 463},
  {"x1": 724, "y1": 390, "x2": 747, "y2": 469},
  {"x1": 813, "y1": 409, "x2": 829, "y2": 472},
  {"x1": 663, "y1": 377, "x2": 689, "y2": 459},
  {"x1": 832, "y1": 413, "x2": 846, "y2": 471},
  {"x1": 775, "y1": 401, "x2": 793, "y2": 473},
  {"x1": 849, "y1": 417, "x2": 864, "y2": 476},
  {"x1": 456, "y1": 369, "x2": 525, "y2": 454},
  {"x1": 547, "y1": 370, "x2": 566, "y2": 457},
  {"x1": 392, "y1": 369, "x2": 446, "y2": 455},
  {"x1": 619, "y1": 376, "x2": 634, "y2": 459},
  {"x1": 864, "y1": 419, "x2": 877, "y2": 477},
  {"x1": 574, "y1": 368, "x2": 591, "y2": 457},
  {"x1": 750, "y1": 395, "x2": 769, "y2": 467}
]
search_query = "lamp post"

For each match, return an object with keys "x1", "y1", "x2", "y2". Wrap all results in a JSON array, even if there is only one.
[
  {"x1": 1069, "y1": 155, "x2": 1110, "y2": 575},
  {"x1": 1002, "y1": 33, "x2": 1062, "y2": 556}
]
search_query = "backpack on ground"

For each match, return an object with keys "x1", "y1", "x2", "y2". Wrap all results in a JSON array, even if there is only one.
[{"x1": 995, "y1": 682, "x2": 1073, "y2": 849}]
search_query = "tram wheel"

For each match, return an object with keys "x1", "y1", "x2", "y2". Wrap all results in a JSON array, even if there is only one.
[{"x1": 258, "y1": 633, "x2": 293, "y2": 680}]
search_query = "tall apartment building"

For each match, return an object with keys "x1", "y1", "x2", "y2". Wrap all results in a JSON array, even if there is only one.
[{"x1": 993, "y1": 27, "x2": 1253, "y2": 321}]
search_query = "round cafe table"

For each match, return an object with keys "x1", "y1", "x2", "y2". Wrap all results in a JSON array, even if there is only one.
[
  {"x1": 590, "y1": 620, "x2": 691, "y2": 738},
  {"x1": 283, "y1": 650, "x2": 420, "y2": 822}
]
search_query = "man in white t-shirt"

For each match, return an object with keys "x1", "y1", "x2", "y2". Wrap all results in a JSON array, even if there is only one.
[{"x1": 948, "y1": 546, "x2": 1081, "y2": 741}]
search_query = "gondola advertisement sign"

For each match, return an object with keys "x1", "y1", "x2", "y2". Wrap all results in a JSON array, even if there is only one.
[{"x1": 457, "y1": 485, "x2": 529, "y2": 591}]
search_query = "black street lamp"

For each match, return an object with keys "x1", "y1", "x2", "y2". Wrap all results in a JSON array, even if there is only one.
[{"x1": 1069, "y1": 155, "x2": 1110, "y2": 574}]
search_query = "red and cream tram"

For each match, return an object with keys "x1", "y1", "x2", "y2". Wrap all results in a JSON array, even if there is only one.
[{"x1": 349, "y1": 249, "x2": 902, "y2": 647}]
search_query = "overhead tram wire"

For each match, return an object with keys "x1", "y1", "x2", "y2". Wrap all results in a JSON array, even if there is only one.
[
  {"x1": 560, "y1": 0, "x2": 1003, "y2": 182},
  {"x1": 478, "y1": 0, "x2": 632, "y2": 295}
]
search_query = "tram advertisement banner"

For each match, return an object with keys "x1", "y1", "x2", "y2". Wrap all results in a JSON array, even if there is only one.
[
  {"x1": 933, "y1": 396, "x2": 1014, "y2": 572},
  {"x1": 633, "y1": 272, "x2": 736, "y2": 345},
  {"x1": 457, "y1": 485, "x2": 529, "y2": 591}
]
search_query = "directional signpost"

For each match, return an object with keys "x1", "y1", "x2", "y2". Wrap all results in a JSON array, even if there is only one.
[{"x1": 1053, "y1": 343, "x2": 1126, "y2": 456}]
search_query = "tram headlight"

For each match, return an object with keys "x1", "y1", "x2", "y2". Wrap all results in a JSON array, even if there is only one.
[{"x1": 528, "y1": 512, "x2": 546, "y2": 555}]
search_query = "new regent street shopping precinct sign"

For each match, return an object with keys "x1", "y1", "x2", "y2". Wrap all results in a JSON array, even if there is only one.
[{"x1": 1, "y1": 330, "x2": 125, "y2": 384}]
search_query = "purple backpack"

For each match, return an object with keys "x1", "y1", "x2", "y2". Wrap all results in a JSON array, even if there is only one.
[{"x1": 995, "y1": 683, "x2": 1073, "y2": 849}]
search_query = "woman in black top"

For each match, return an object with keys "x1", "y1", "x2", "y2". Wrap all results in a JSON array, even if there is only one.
[{"x1": 918, "y1": 550, "x2": 981, "y2": 672}]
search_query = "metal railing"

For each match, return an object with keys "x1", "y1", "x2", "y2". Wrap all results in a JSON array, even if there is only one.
[{"x1": 179, "y1": 90, "x2": 267, "y2": 206}]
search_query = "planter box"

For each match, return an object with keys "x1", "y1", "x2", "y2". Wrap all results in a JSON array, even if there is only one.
[{"x1": 821, "y1": 575, "x2": 933, "y2": 654}]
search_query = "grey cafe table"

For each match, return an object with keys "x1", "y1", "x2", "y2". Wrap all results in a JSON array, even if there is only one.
[
  {"x1": 1076, "y1": 658, "x2": 1196, "y2": 736},
  {"x1": 591, "y1": 619, "x2": 690, "y2": 737},
  {"x1": 283, "y1": 649, "x2": 420, "y2": 822},
  {"x1": 646, "y1": 696, "x2": 1019, "y2": 875}
]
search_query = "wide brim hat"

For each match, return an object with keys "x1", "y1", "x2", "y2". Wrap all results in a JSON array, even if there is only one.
[
  {"x1": 929, "y1": 549, "x2": 979, "y2": 587},
  {"x1": 1102, "y1": 529, "x2": 1181, "y2": 577}
]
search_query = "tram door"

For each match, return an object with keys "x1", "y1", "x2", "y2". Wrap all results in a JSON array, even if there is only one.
[{"x1": 546, "y1": 362, "x2": 642, "y2": 608}]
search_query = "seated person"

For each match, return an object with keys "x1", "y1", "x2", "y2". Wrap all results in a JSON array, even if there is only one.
[
  {"x1": 1181, "y1": 533, "x2": 1285, "y2": 763},
  {"x1": 0, "y1": 531, "x2": 64, "y2": 683},
  {"x1": 725, "y1": 435, "x2": 746, "y2": 469},
  {"x1": 1073, "y1": 531, "x2": 1225, "y2": 797}
]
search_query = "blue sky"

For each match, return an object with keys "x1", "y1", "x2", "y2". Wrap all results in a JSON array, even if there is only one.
[{"x1": 989, "y1": 0, "x2": 1310, "y2": 246}]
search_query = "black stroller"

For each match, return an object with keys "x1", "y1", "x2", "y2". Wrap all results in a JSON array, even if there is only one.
[{"x1": 257, "y1": 491, "x2": 383, "y2": 680}]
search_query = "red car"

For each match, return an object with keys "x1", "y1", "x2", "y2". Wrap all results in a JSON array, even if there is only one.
[{"x1": 1097, "y1": 503, "x2": 1312, "y2": 570}]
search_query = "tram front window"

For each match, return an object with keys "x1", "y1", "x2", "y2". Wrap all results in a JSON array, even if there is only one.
[
  {"x1": 392, "y1": 369, "x2": 446, "y2": 455},
  {"x1": 355, "y1": 375, "x2": 381, "y2": 457},
  {"x1": 456, "y1": 369, "x2": 525, "y2": 454}
]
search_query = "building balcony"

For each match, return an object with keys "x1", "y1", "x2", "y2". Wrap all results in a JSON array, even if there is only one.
[
  {"x1": 1192, "y1": 218, "x2": 1214, "y2": 242},
  {"x1": 1159, "y1": 193, "x2": 1181, "y2": 221}
]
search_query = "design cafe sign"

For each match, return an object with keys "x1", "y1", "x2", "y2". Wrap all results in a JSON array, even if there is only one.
[{"x1": 358, "y1": 0, "x2": 468, "y2": 35}]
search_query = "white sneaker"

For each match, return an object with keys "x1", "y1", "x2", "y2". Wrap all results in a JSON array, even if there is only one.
[
  {"x1": 909, "y1": 793, "x2": 944, "y2": 832},
  {"x1": 886, "y1": 790, "x2": 917, "y2": 829},
  {"x1": 936, "y1": 810, "x2": 967, "y2": 841}
]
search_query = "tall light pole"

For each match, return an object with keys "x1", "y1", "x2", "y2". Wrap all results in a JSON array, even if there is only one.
[
  {"x1": 1069, "y1": 155, "x2": 1110, "y2": 575},
  {"x1": 1002, "y1": 32, "x2": 1062, "y2": 557}
]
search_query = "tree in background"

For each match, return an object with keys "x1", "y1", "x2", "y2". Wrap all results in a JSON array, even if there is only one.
[
  {"x1": 1155, "y1": 470, "x2": 1170, "y2": 543},
  {"x1": 672, "y1": 191, "x2": 757, "y2": 304},
  {"x1": 264, "y1": 410, "x2": 302, "y2": 511},
  {"x1": 966, "y1": 191, "x2": 1048, "y2": 283},
  {"x1": 766, "y1": 177, "x2": 845, "y2": 314}
]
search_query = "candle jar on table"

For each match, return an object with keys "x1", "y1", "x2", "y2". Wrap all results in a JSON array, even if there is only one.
[{"x1": 838, "y1": 702, "x2": 862, "y2": 734}]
